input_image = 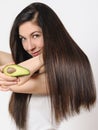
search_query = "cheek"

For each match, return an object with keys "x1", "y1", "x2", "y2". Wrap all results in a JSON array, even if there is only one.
[
  {"x1": 39, "y1": 39, "x2": 44, "y2": 48},
  {"x1": 40, "y1": 42, "x2": 44, "y2": 48},
  {"x1": 22, "y1": 43, "x2": 27, "y2": 50}
]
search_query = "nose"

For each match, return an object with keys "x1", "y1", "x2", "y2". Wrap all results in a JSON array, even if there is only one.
[{"x1": 27, "y1": 39, "x2": 35, "y2": 51}]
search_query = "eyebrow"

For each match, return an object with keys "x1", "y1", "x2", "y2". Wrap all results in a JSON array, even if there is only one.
[{"x1": 19, "y1": 31, "x2": 42, "y2": 38}]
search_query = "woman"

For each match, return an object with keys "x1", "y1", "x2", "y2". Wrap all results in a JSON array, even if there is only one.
[{"x1": 0, "y1": 2, "x2": 96, "y2": 130}]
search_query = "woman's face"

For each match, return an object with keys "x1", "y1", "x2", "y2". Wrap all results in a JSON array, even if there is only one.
[{"x1": 19, "y1": 21, "x2": 44, "y2": 57}]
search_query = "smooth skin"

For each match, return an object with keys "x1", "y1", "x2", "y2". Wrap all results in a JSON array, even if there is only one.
[{"x1": 0, "y1": 21, "x2": 48, "y2": 95}]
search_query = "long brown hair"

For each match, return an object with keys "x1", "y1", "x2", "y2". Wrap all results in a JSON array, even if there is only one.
[{"x1": 9, "y1": 2, "x2": 96, "y2": 129}]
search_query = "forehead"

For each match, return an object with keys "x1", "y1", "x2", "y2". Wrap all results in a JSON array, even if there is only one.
[{"x1": 19, "y1": 21, "x2": 42, "y2": 35}]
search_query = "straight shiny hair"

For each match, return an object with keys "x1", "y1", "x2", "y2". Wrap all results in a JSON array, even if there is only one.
[{"x1": 9, "y1": 2, "x2": 96, "y2": 129}]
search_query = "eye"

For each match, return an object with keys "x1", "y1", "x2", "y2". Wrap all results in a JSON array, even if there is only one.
[
  {"x1": 19, "y1": 36, "x2": 26, "y2": 43},
  {"x1": 32, "y1": 34, "x2": 40, "y2": 39}
]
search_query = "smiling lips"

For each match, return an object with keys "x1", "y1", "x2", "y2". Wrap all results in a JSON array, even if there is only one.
[{"x1": 31, "y1": 50, "x2": 41, "y2": 57}]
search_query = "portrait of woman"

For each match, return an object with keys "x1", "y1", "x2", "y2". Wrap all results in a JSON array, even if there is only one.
[{"x1": 0, "y1": 1, "x2": 97, "y2": 130}]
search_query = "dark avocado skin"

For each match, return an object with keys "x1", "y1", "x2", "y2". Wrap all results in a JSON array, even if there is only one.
[{"x1": 2, "y1": 64, "x2": 30, "y2": 77}]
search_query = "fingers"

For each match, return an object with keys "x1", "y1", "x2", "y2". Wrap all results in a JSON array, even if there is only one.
[
  {"x1": 0, "y1": 63, "x2": 17, "y2": 81},
  {"x1": 0, "y1": 79, "x2": 18, "y2": 86},
  {"x1": 0, "y1": 71, "x2": 17, "y2": 81},
  {"x1": 0, "y1": 63, "x2": 18, "y2": 91},
  {"x1": 0, "y1": 71, "x2": 18, "y2": 90},
  {"x1": 0, "y1": 78, "x2": 18, "y2": 91},
  {"x1": 0, "y1": 86, "x2": 10, "y2": 91},
  {"x1": 0, "y1": 75, "x2": 18, "y2": 91}
]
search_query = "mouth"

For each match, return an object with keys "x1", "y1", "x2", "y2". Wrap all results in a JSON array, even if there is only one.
[{"x1": 31, "y1": 50, "x2": 41, "y2": 57}]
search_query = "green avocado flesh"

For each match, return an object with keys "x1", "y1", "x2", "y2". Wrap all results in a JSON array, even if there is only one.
[{"x1": 2, "y1": 64, "x2": 30, "y2": 77}]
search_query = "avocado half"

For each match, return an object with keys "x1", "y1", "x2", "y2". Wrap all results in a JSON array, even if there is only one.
[{"x1": 2, "y1": 64, "x2": 30, "y2": 77}]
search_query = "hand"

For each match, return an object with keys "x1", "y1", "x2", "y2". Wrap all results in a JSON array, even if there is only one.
[
  {"x1": 0, "y1": 65, "x2": 18, "y2": 91},
  {"x1": 9, "y1": 73, "x2": 48, "y2": 95},
  {"x1": 0, "y1": 54, "x2": 44, "y2": 91},
  {"x1": 9, "y1": 78, "x2": 35, "y2": 93}
]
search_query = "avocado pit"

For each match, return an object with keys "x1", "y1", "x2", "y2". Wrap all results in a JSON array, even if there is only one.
[{"x1": 7, "y1": 67, "x2": 16, "y2": 74}]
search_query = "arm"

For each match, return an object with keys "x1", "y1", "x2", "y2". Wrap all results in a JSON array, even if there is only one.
[
  {"x1": 0, "y1": 72, "x2": 48, "y2": 95},
  {"x1": 19, "y1": 54, "x2": 43, "y2": 77},
  {"x1": 9, "y1": 73, "x2": 49, "y2": 95},
  {"x1": 13, "y1": 54, "x2": 44, "y2": 85},
  {"x1": 0, "y1": 54, "x2": 46, "y2": 94},
  {"x1": 0, "y1": 51, "x2": 13, "y2": 65},
  {"x1": 0, "y1": 73, "x2": 48, "y2": 95},
  {"x1": 0, "y1": 51, "x2": 17, "y2": 89},
  {"x1": 0, "y1": 51, "x2": 43, "y2": 76}
]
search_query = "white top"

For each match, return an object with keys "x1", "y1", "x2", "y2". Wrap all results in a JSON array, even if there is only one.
[
  {"x1": 9, "y1": 95, "x2": 61, "y2": 130},
  {"x1": 26, "y1": 95, "x2": 59, "y2": 130}
]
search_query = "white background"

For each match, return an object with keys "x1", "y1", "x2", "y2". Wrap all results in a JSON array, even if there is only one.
[{"x1": 0, "y1": 0, "x2": 98, "y2": 130}]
